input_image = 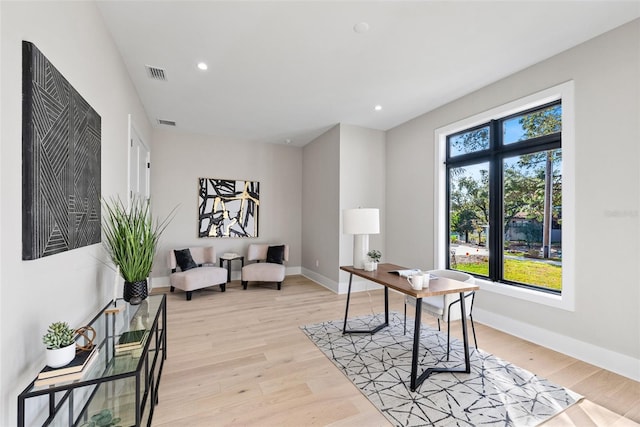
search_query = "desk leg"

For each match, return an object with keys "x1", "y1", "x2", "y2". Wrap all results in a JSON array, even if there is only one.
[
  {"x1": 343, "y1": 273, "x2": 389, "y2": 335},
  {"x1": 411, "y1": 291, "x2": 473, "y2": 391},
  {"x1": 410, "y1": 297, "x2": 422, "y2": 391},
  {"x1": 459, "y1": 292, "x2": 471, "y2": 373},
  {"x1": 342, "y1": 274, "x2": 353, "y2": 333}
]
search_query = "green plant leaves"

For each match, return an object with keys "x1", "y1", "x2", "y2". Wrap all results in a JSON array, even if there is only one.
[{"x1": 102, "y1": 197, "x2": 175, "y2": 283}]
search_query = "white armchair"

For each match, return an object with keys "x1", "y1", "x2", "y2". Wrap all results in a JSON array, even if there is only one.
[
  {"x1": 168, "y1": 246, "x2": 227, "y2": 300},
  {"x1": 241, "y1": 244, "x2": 288, "y2": 290},
  {"x1": 404, "y1": 269, "x2": 477, "y2": 359}
]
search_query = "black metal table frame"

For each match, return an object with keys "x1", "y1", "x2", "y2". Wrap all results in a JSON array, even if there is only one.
[
  {"x1": 219, "y1": 256, "x2": 245, "y2": 283},
  {"x1": 17, "y1": 295, "x2": 167, "y2": 427},
  {"x1": 342, "y1": 271, "x2": 472, "y2": 391}
]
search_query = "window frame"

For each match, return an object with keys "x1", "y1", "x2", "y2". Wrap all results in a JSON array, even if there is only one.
[
  {"x1": 446, "y1": 100, "x2": 562, "y2": 292},
  {"x1": 434, "y1": 81, "x2": 575, "y2": 311}
]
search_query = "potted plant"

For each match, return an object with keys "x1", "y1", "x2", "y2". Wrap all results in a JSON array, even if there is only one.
[
  {"x1": 365, "y1": 249, "x2": 382, "y2": 271},
  {"x1": 102, "y1": 197, "x2": 174, "y2": 305},
  {"x1": 43, "y1": 321, "x2": 76, "y2": 368}
]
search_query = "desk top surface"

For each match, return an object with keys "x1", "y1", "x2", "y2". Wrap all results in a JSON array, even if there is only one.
[{"x1": 340, "y1": 263, "x2": 479, "y2": 298}]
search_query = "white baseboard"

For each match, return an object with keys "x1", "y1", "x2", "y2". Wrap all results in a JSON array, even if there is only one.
[
  {"x1": 474, "y1": 307, "x2": 640, "y2": 382},
  {"x1": 300, "y1": 268, "x2": 384, "y2": 294},
  {"x1": 301, "y1": 268, "x2": 338, "y2": 292}
]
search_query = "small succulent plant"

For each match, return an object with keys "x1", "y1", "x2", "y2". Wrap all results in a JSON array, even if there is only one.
[
  {"x1": 42, "y1": 321, "x2": 76, "y2": 349},
  {"x1": 367, "y1": 249, "x2": 382, "y2": 263}
]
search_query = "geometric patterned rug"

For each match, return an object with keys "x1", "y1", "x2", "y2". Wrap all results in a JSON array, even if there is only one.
[{"x1": 301, "y1": 312, "x2": 582, "y2": 427}]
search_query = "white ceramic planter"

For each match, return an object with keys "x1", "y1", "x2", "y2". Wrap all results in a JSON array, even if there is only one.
[
  {"x1": 364, "y1": 261, "x2": 377, "y2": 272},
  {"x1": 46, "y1": 343, "x2": 76, "y2": 368}
]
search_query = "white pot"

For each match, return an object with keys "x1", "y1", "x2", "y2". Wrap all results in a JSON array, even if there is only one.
[
  {"x1": 364, "y1": 261, "x2": 376, "y2": 272},
  {"x1": 46, "y1": 343, "x2": 76, "y2": 368}
]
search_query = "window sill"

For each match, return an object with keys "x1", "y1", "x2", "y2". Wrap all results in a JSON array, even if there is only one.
[{"x1": 476, "y1": 277, "x2": 575, "y2": 311}]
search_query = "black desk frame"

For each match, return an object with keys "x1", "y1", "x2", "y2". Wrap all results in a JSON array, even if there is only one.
[{"x1": 342, "y1": 270, "x2": 472, "y2": 392}]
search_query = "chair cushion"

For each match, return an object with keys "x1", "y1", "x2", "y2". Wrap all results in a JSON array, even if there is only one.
[
  {"x1": 266, "y1": 245, "x2": 285, "y2": 264},
  {"x1": 242, "y1": 263, "x2": 285, "y2": 282},
  {"x1": 174, "y1": 249, "x2": 198, "y2": 271},
  {"x1": 170, "y1": 266, "x2": 227, "y2": 291}
]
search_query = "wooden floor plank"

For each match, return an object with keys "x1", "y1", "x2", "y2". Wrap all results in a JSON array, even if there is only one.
[{"x1": 152, "y1": 275, "x2": 639, "y2": 426}]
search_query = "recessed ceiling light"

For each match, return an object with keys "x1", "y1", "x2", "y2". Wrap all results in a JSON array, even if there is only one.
[
  {"x1": 353, "y1": 22, "x2": 370, "y2": 34},
  {"x1": 374, "y1": 105, "x2": 382, "y2": 111},
  {"x1": 284, "y1": 138, "x2": 292, "y2": 144},
  {"x1": 197, "y1": 62, "x2": 208, "y2": 71}
]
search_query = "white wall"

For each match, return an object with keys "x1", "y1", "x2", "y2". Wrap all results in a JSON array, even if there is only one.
[
  {"x1": 0, "y1": 1, "x2": 151, "y2": 423},
  {"x1": 300, "y1": 124, "x2": 386, "y2": 293},
  {"x1": 150, "y1": 128, "x2": 303, "y2": 284},
  {"x1": 301, "y1": 125, "x2": 341, "y2": 287},
  {"x1": 338, "y1": 125, "x2": 386, "y2": 293},
  {"x1": 386, "y1": 19, "x2": 640, "y2": 379}
]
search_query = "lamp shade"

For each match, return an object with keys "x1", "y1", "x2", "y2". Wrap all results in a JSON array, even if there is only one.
[{"x1": 343, "y1": 208, "x2": 380, "y2": 235}]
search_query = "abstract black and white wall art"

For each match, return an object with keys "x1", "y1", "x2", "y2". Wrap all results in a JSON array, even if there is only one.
[
  {"x1": 198, "y1": 178, "x2": 259, "y2": 238},
  {"x1": 22, "y1": 41, "x2": 101, "y2": 260}
]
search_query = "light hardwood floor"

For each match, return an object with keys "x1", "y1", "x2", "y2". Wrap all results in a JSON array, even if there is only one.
[{"x1": 152, "y1": 275, "x2": 639, "y2": 426}]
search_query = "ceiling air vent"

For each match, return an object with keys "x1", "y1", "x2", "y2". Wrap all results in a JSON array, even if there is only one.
[
  {"x1": 145, "y1": 65, "x2": 167, "y2": 81},
  {"x1": 157, "y1": 119, "x2": 176, "y2": 127}
]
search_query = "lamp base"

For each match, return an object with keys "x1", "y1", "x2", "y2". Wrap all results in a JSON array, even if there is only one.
[{"x1": 353, "y1": 234, "x2": 369, "y2": 269}]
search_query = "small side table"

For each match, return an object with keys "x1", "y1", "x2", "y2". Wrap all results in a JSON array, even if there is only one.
[{"x1": 219, "y1": 255, "x2": 245, "y2": 283}]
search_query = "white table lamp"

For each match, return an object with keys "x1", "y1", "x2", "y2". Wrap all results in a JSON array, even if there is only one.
[{"x1": 343, "y1": 208, "x2": 380, "y2": 269}]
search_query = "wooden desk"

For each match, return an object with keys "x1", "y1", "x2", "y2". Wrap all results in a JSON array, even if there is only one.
[{"x1": 341, "y1": 263, "x2": 479, "y2": 391}]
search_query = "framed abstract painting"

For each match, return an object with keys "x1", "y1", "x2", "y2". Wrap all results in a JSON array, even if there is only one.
[
  {"x1": 198, "y1": 178, "x2": 259, "y2": 238},
  {"x1": 22, "y1": 41, "x2": 101, "y2": 260}
]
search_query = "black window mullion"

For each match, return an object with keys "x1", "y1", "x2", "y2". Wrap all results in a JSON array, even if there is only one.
[
  {"x1": 489, "y1": 120, "x2": 502, "y2": 282},
  {"x1": 445, "y1": 163, "x2": 452, "y2": 270}
]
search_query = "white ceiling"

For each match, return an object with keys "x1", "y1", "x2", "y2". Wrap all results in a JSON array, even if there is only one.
[{"x1": 96, "y1": 1, "x2": 640, "y2": 146}]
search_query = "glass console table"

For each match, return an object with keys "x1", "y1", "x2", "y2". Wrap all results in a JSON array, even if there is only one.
[{"x1": 17, "y1": 294, "x2": 167, "y2": 427}]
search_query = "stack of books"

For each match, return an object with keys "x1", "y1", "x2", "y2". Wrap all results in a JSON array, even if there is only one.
[
  {"x1": 221, "y1": 252, "x2": 240, "y2": 259},
  {"x1": 115, "y1": 329, "x2": 149, "y2": 356},
  {"x1": 35, "y1": 346, "x2": 99, "y2": 386}
]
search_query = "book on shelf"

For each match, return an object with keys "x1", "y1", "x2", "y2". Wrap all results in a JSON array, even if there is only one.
[
  {"x1": 115, "y1": 329, "x2": 149, "y2": 354},
  {"x1": 116, "y1": 329, "x2": 148, "y2": 348},
  {"x1": 37, "y1": 346, "x2": 98, "y2": 380},
  {"x1": 34, "y1": 349, "x2": 99, "y2": 387}
]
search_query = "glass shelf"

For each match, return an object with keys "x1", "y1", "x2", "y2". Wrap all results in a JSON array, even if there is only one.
[{"x1": 17, "y1": 294, "x2": 166, "y2": 427}]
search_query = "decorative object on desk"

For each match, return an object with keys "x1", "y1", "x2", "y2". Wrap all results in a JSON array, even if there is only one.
[
  {"x1": 301, "y1": 313, "x2": 582, "y2": 427},
  {"x1": 21, "y1": 41, "x2": 101, "y2": 261},
  {"x1": 198, "y1": 178, "x2": 259, "y2": 238},
  {"x1": 42, "y1": 321, "x2": 76, "y2": 368},
  {"x1": 102, "y1": 196, "x2": 175, "y2": 305},
  {"x1": 343, "y1": 208, "x2": 380, "y2": 269},
  {"x1": 365, "y1": 249, "x2": 381, "y2": 271},
  {"x1": 407, "y1": 273, "x2": 424, "y2": 290},
  {"x1": 78, "y1": 408, "x2": 121, "y2": 427}
]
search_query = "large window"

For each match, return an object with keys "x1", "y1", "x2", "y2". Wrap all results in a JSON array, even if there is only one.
[{"x1": 446, "y1": 102, "x2": 562, "y2": 293}]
